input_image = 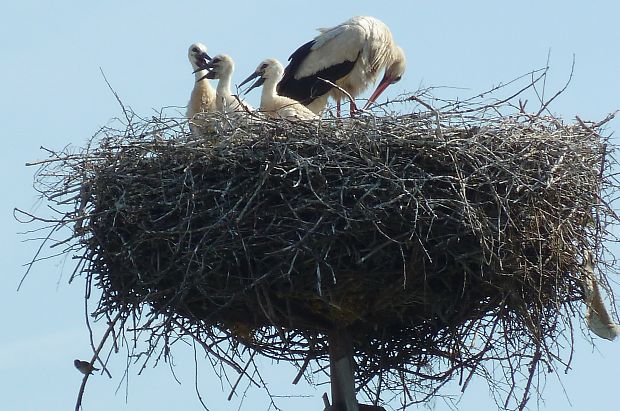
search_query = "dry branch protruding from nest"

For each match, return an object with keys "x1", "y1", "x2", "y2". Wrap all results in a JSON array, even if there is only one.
[{"x1": 22, "y1": 92, "x2": 618, "y2": 409}]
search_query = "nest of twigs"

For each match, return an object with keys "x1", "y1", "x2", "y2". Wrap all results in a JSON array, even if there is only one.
[{"x1": 22, "y1": 86, "x2": 618, "y2": 409}]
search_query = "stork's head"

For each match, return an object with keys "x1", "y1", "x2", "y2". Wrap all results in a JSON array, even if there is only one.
[
  {"x1": 239, "y1": 59, "x2": 284, "y2": 94},
  {"x1": 363, "y1": 46, "x2": 406, "y2": 110},
  {"x1": 188, "y1": 42, "x2": 212, "y2": 73},
  {"x1": 200, "y1": 54, "x2": 235, "y2": 80},
  {"x1": 386, "y1": 46, "x2": 407, "y2": 84}
]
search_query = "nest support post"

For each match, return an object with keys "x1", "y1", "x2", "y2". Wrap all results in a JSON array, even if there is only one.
[{"x1": 328, "y1": 327, "x2": 360, "y2": 411}]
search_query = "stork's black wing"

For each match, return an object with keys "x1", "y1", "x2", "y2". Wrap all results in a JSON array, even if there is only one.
[{"x1": 277, "y1": 39, "x2": 357, "y2": 105}]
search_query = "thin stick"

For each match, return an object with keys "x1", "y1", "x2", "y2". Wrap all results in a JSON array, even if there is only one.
[
  {"x1": 75, "y1": 312, "x2": 122, "y2": 411},
  {"x1": 534, "y1": 54, "x2": 575, "y2": 117},
  {"x1": 317, "y1": 77, "x2": 358, "y2": 113},
  {"x1": 227, "y1": 350, "x2": 257, "y2": 401},
  {"x1": 99, "y1": 67, "x2": 135, "y2": 136}
]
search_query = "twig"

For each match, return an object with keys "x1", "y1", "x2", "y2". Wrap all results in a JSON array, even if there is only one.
[
  {"x1": 534, "y1": 54, "x2": 575, "y2": 117},
  {"x1": 75, "y1": 312, "x2": 122, "y2": 411},
  {"x1": 227, "y1": 350, "x2": 257, "y2": 401},
  {"x1": 317, "y1": 77, "x2": 358, "y2": 113},
  {"x1": 99, "y1": 67, "x2": 136, "y2": 136}
]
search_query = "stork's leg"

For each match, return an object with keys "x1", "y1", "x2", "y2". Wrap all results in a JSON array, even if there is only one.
[
  {"x1": 336, "y1": 99, "x2": 342, "y2": 118},
  {"x1": 349, "y1": 100, "x2": 359, "y2": 116},
  {"x1": 328, "y1": 328, "x2": 359, "y2": 411}
]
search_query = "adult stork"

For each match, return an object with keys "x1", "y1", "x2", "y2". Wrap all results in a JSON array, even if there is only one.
[
  {"x1": 239, "y1": 59, "x2": 319, "y2": 121},
  {"x1": 277, "y1": 16, "x2": 406, "y2": 116},
  {"x1": 186, "y1": 42, "x2": 216, "y2": 134},
  {"x1": 201, "y1": 54, "x2": 254, "y2": 115}
]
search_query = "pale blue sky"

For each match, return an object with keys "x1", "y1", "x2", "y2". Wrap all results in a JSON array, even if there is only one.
[{"x1": 1, "y1": 1, "x2": 619, "y2": 410}]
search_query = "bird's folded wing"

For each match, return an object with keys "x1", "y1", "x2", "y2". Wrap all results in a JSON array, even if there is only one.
[{"x1": 295, "y1": 25, "x2": 364, "y2": 78}]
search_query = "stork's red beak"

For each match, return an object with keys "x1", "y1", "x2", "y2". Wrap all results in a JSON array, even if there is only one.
[{"x1": 363, "y1": 76, "x2": 392, "y2": 110}]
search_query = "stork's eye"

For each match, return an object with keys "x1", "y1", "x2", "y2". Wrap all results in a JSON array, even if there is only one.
[{"x1": 192, "y1": 47, "x2": 199, "y2": 53}]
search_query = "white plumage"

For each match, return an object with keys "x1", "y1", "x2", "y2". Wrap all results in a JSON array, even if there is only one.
[
  {"x1": 240, "y1": 59, "x2": 319, "y2": 121},
  {"x1": 582, "y1": 251, "x2": 620, "y2": 341},
  {"x1": 203, "y1": 54, "x2": 254, "y2": 115},
  {"x1": 277, "y1": 16, "x2": 406, "y2": 115},
  {"x1": 186, "y1": 42, "x2": 216, "y2": 134}
]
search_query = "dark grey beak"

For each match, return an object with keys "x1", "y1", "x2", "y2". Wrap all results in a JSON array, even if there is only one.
[
  {"x1": 197, "y1": 70, "x2": 216, "y2": 82},
  {"x1": 204, "y1": 70, "x2": 216, "y2": 80},
  {"x1": 239, "y1": 72, "x2": 264, "y2": 95},
  {"x1": 196, "y1": 59, "x2": 218, "y2": 81},
  {"x1": 192, "y1": 52, "x2": 213, "y2": 74}
]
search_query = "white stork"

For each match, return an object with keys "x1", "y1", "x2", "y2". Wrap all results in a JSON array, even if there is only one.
[
  {"x1": 200, "y1": 54, "x2": 254, "y2": 115},
  {"x1": 239, "y1": 59, "x2": 319, "y2": 121},
  {"x1": 277, "y1": 16, "x2": 406, "y2": 116},
  {"x1": 186, "y1": 42, "x2": 216, "y2": 134}
]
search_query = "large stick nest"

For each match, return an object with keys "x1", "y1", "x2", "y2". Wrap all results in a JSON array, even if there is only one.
[{"x1": 23, "y1": 87, "x2": 619, "y2": 408}]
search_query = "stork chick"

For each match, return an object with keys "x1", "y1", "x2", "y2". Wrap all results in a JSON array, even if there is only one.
[
  {"x1": 240, "y1": 59, "x2": 319, "y2": 121},
  {"x1": 201, "y1": 54, "x2": 254, "y2": 115},
  {"x1": 277, "y1": 16, "x2": 406, "y2": 116},
  {"x1": 186, "y1": 42, "x2": 216, "y2": 134}
]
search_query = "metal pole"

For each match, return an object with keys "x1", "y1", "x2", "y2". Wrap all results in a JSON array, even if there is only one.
[{"x1": 328, "y1": 328, "x2": 359, "y2": 411}]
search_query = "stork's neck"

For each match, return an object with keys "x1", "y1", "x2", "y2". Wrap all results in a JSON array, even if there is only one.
[
  {"x1": 261, "y1": 76, "x2": 279, "y2": 104},
  {"x1": 194, "y1": 68, "x2": 208, "y2": 82},
  {"x1": 216, "y1": 73, "x2": 232, "y2": 98}
]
